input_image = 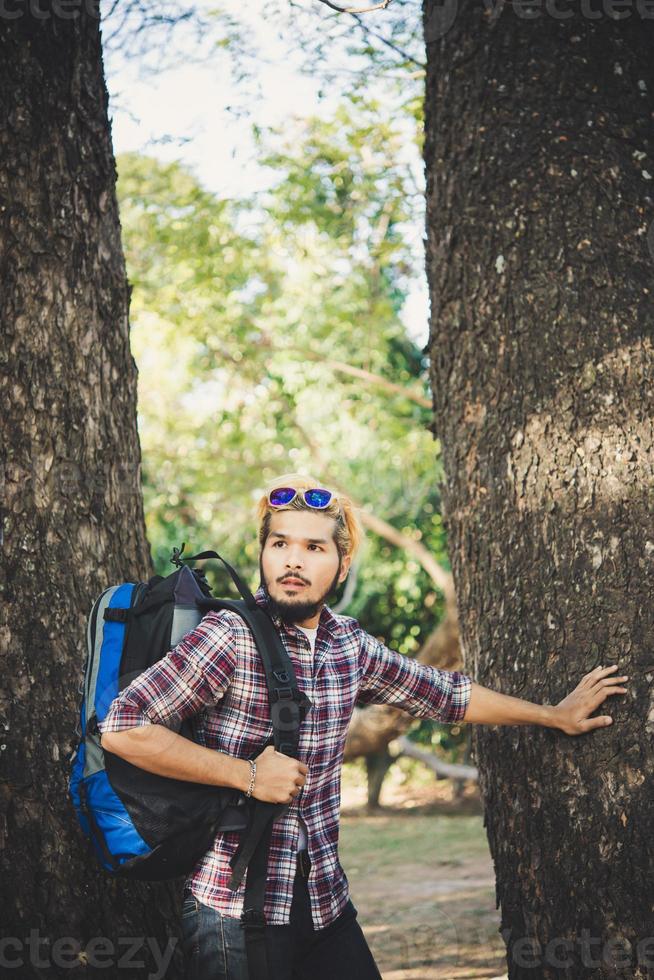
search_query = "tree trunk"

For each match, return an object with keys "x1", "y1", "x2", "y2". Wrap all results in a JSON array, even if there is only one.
[
  {"x1": 0, "y1": 9, "x2": 182, "y2": 978},
  {"x1": 423, "y1": 6, "x2": 654, "y2": 979},
  {"x1": 364, "y1": 748, "x2": 394, "y2": 808}
]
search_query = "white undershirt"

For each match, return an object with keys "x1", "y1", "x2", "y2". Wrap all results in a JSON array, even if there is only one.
[
  {"x1": 296, "y1": 624, "x2": 318, "y2": 651},
  {"x1": 295, "y1": 625, "x2": 318, "y2": 852}
]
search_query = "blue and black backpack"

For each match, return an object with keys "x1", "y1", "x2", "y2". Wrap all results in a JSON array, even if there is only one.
[{"x1": 68, "y1": 546, "x2": 312, "y2": 978}]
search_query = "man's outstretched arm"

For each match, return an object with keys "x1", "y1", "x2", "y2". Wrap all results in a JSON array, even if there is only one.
[
  {"x1": 357, "y1": 630, "x2": 629, "y2": 736},
  {"x1": 462, "y1": 664, "x2": 629, "y2": 734}
]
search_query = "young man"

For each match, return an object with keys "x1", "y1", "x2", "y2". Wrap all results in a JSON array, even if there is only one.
[{"x1": 99, "y1": 475, "x2": 628, "y2": 980}]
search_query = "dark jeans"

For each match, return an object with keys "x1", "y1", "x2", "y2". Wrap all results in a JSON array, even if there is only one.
[{"x1": 181, "y1": 853, "x2": 382, "y2": 979}]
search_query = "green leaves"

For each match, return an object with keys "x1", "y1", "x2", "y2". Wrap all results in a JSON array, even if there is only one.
[{"x1": 117, "y1": 98, "x2": 443, "y2": 649}]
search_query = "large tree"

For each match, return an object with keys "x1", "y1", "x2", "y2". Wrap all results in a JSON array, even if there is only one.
[
  {"x1": 423, "y1": 5, "x2": 654, "y2": 978},
  {"x1": 0, "y1": 8, "x2": 184, "y2": 978}
]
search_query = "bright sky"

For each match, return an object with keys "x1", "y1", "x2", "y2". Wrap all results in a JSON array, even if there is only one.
[{"x1": 100, "y1": 0, "x2": 429, "y2": 346}]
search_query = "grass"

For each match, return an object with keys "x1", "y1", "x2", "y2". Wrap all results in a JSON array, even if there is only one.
[
  {"x1": 340, "y1": 812, "x2": 490, "y2": 875},
  {"x1": 336, "y1": 761, "x2": 508, "y2": 980}
]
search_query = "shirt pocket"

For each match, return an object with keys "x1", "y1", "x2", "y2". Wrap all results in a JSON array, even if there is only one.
[{"x1": 315, "y1": 656, "x2": 359, "y2": 730}]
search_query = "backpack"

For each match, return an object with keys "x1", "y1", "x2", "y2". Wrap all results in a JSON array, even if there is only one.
[{"x1": 68, "y1": 547, "x2": 312, "y2": 977}]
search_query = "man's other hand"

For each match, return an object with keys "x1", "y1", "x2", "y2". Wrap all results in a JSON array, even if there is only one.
[
  {"x1": 251, "y1": 745, "x2": 308, "y2": 804},
  {"x1": 552, "y1": 664, "x2": 629, "y2": 735}
]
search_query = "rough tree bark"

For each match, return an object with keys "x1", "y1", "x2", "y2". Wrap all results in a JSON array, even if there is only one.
[
  {"x1": 0, "y1": 9, "x2": 183, "y2": 979},
  {"x1": 423, "y1": 5, "x2": 654, "y2": 979}
]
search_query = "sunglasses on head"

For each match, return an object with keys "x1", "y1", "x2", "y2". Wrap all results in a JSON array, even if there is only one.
[{"x1": 267, "y1": 486, "x2": 335, "y2": 510}]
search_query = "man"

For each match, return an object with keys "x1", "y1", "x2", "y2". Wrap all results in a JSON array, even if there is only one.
[{"x1": 99, "y1": 474, "x2": 629, "y2": 980}]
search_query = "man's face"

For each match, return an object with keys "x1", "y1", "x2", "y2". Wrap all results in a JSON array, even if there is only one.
[{"x1": 259, "y1": 509, "x2": 351, "y2": 627}]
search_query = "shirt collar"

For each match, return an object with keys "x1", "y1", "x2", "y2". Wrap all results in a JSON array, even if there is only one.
[{"x1": 253, "y1": 583, "x2": 343, "y2": 637}]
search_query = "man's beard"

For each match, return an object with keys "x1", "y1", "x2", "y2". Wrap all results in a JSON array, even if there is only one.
[{"x1": 259, "y1": 555, "x2": 342, "y2": 625}]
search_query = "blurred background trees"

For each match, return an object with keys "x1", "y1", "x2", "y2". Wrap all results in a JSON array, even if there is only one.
[{"x1": 116, "y1": 85, "x2": 473, "y2": 801}]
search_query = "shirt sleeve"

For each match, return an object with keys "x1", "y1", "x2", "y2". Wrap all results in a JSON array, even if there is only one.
[
  {"x1": 97, "y1": 611, "x2": 237, "y2": 735},
  {"x1": 357, "y1": 630, "x2": 473, "y2": 724}
]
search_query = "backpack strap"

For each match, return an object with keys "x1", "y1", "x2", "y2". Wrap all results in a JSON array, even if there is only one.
[
  {"x1": 238, "y1": 815, "x2": 276, "y2": 979},
  {"x1": 195, "y1": 597, "x2": 312, "y2": 759},
  {"x1": 183, "y1": 551, "x2": 258, "y2": 610},
  {"x1": 195, "y1": 596, "x2": 312, "y2": 980}
]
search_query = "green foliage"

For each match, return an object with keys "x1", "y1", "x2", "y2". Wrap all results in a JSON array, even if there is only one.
[
  {"x1": 117, "y1": 95, "x2": 444, "y2": 655},
  {"x1": 407, "y1": 715, "x2": 470, "y2": 765},
  {"x1": 244, "y1": 0, "x2": 426, "y2": 127}
]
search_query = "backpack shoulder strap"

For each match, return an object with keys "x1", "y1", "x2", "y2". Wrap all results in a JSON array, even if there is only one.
[
  {"x1": 196, "y1": 595, "x2": 312, "y2": 906},
  {"x1": 196, "y1": 597, "x2": 312, "y2": 755},
  {"x1": 183, "y1": 551, "x2": 258, "y2": 609}
]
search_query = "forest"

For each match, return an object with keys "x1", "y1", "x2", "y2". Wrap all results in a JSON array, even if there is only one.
[{"x1": 1, "y1": 2, "x2": 653, "y2": 978}]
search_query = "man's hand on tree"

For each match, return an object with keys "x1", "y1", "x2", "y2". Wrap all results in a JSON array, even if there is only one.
[{"x1": 552, "y1": 664, "x2": 629, "y2": 735}]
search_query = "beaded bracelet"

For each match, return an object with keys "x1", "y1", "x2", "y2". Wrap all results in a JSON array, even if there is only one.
[{"x1": 245, "y1": 760, "x2": 256, "y2": 798}]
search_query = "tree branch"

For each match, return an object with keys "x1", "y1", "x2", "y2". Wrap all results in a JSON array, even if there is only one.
[
  {"x1": 316, "y1": 0, "x2": 395, "y2": 13},
  {"x1": 348, "y1": 10, "x2": 425, "y2": 69},
  {"x1": 395, "y1": 736, "x2": 478, "y2": 781},
  {"x1": 320, "y1": 357, "x2": 432, "y2": 409},
  {"x1": 331, "y1": 554, "x2": 361, "y2": 612},
  {"x1": 356, "y1": 508, "x2": 454, "y2": 600},
  {"x1": 250, "y1": 334, "x2": 433, "y2": 409}
]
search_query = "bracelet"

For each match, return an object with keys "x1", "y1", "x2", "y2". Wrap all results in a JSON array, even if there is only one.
[{"x1": 245, "y1": 760, "x2": 256, "y2": 798}]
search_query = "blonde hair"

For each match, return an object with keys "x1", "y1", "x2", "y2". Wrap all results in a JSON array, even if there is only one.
[{"x1": 256, "y1": 473, "x2": 363, "y2": 561}]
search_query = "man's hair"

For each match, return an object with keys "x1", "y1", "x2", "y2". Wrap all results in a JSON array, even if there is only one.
[{"x1": 256, "y1": 473, "x2": 363, "y2": 561}]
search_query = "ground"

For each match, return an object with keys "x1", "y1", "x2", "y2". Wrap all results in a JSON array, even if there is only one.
[{"x1": 338, "y1": 758, "x2": 509, "y2": 980}]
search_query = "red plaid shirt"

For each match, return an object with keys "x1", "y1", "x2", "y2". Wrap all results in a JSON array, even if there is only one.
[{"x1": 98, "y1": 584, "x2": 473, "y2": 928}]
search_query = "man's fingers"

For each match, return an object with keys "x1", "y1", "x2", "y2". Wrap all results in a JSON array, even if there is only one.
[
  {"x1": 588, "y1": 670, "x2": 628, "y2": 695},
  {"x1": 591, "y1": 684, "x2": 628, "y2": 705},
  {"x1": 579, "y1": 715, "x2": 614, "y2": 733},
  {"x1": 600, "y1": 680, "x2": 629, "y2": 691},
  {"x1": 592, "y1": 683, "x2": 628, "y2": 697},
  {"x1": 589, "y1": 687, "x2": 627, "y2": 711},
  {"x1": 583, "y1": 664, "x2": 620, "y2": 685},
  {"x1": 272, "y1": 748, "x2": 309, "y2": 773},
  {"x1": 579, "y1": 664, "x2": 615, "y2": 690}
]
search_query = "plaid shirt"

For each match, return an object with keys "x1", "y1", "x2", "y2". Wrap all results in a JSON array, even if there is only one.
[{"x1": 98, "y1": 584, "x2": 473, "y2": 928}]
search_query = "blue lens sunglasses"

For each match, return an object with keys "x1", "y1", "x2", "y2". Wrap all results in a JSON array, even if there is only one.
[{"x1": 268, "y1": 486, "x2": 335, "y2": 509}]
